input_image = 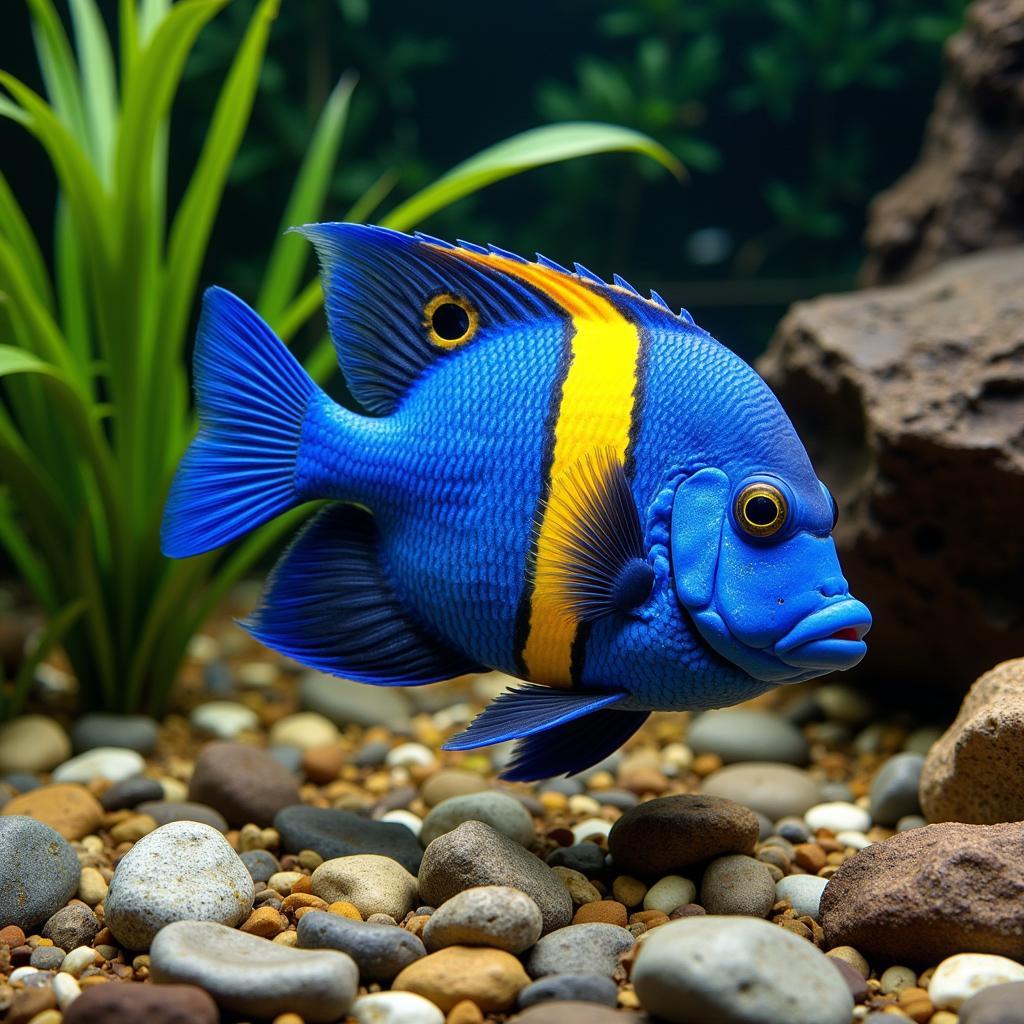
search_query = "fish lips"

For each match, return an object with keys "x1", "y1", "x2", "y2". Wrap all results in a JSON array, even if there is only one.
[{"x1": 772, "y1": 598, "x2": 872, "y2": 671}]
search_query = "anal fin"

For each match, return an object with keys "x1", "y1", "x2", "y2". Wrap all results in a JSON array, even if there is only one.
[{"x1": 243, "y1": 504, "x2": 482, "y2": 685}]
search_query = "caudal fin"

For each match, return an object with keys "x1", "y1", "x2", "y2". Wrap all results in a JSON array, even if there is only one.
[{"x1": 161, "y1": 287, "x2": 317, "y2": 558}]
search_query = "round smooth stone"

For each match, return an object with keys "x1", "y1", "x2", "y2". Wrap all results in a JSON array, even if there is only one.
[
  {"x1": 699, "y1": 855, "x2": 776, "y2": 918},
  {"x1": 392, "y1": 946, "x2": 530, "y2": 1014},
  {"x1": 929, "y1": 953, "x2": 1024, "y2": 1010},
  {"x1": 960, "y1": 980, "x2": 1024, "y2": 1024},
  {"x1": 30, "y1": 946, "x2": 66, "y2": 970},
  {"x1": 71, "y1": 714, "x2": 158, "y2": 755},
  {"x1": 701, "y1": 763, "x2": 822, "y2": 821},
  {"x1": 297, "y1": 910, "x2": 426, "y2": 981},
  {"x1": 422, "y1": 885, "x2": 543, "y2": 954},
  {"x1": 104, "y1": 821, "x2": 254, "y2": 949},
  {"x1": 420, "y1": 770, "x2": 489, "y2": 806},
  {"x1": 189, "y1": 701, "x2": 259, "y2": 739},
  {"x1": 774, "y1": 817, "x2": 811, "y2": 843},
  {"x1": 61, "y1": 982, "x2": 219, "y2": 1024},
  {"x1": 804, "y1": 802, "x2": 872, "y2": 834},
  {"x1": 644, "y1": 875, "x2": 697, "y2": 915},
  {"x1": 300, "y1": 671, "x2": 413, "y2": 728},
  {"x1": 268, "y1": 712, "x2": 339, "y2": 750},
  {"x1": 776, "y1": 874, "x2": 829, "y2": 921},
  {"x1": 687, "y1": 709, "x2": 809, "y2": 765},
  {"x1": 546, "y1": 843, "x2": 606, "y2": 876},
  {"x1": 136, "y1": 800, "x2": 229, "y2": 833},
  {"x1": 518, "y1": 974, "x2": 619, "y2": 1009},
  {"x1": 868, "y1": 752, "x2": 924, "y2": 827},
  {"x1": 524, "y1": 923, "x2": 634, "y2": 978},
  {"x1": 0, "y1": 815, "x2": 80, "y2": 929},
  {"x1": 836, "y1": 830, "x2": 873, "y2": 851},
  {"x1": 100, "y1": 776, "x2": 164, "y2": 812},
  {"x1": 0, "y1": 715, "x2": 70, "y2": 773},
  {"x1": 420, "y1": 791, "x2": 534, "y2": 847},
  {"x1": 351, "y1": 991, "x2": 444, "y2": 1024},
  {"x1": 386, "y1": 743, "x2": 436, "y2": 768},
  {"x1": 150, "y1": 919, "x2": 358, "y2": 1022},
  {"x1": 311, "y1": 854, "x2": 418, "y2": 921},
  {"x1": 633, "y1": 916, "x2": 854, "y2": 1024},
  {"x1": 896, "y1": 814, "x2": 927, "y2": 832},
  {"x1": 572, "y1": 818, "x2": 611, "y2": 844},
  {"x1": 52, "y1": 747, "x2": 145, "y2": 784},
  {"x1": 240, "y1": 849, "x2": 279, "y2": 883}
]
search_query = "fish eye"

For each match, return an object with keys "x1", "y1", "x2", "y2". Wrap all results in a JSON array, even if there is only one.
[
  {"x1": 424, "y1": 293, "x2": 477, "y2": 349},
  {"x1": 735, "y1": 482, "x2": 788, "y2": 539},
  {"x1": 829, "y1": 490, "x2": 839, "y2": 530}
]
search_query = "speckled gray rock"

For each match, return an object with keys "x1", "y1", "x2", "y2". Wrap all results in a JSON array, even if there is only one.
[
  {"x1": 633, "y1": 916, "x2": 854, "y2": 1024},
  {"x1": 30, "y1": 945, "x2": 66, "y2": 970},
  {"x1": 136, "y1": 800, "x2": 229, "y2": 833},
  {"x1": 150, "y1": 919, "x2": 357, "y2": 1022},
  {"x1": 688, "y1": 710, "x2": 809, "y2": 765},
  {"x1": 525, "y1": 923, "x2": 634, "y2": 978},
  {"x1": 700, "y1": 763, "x2": 823, "y2": 821},
  {"x1": 104, "y1": 821, "x2": 254, "y2": 949},
  {"x1": 298, "y1": 909, "x2": 425, "y2": 981},
  {"x1": 42, "y1": 903, "x2": 100, "y2": 950},
  {"x1": 300, "y1": 671, "x2": 412, "y2": 727},
  {"x1": 518, "y1": 974, "x2": 620, "y2": 1009},
  {"x1": 100, "y1": 776, "x2": 164, "y2": 812},
  {"x1": 700, "y1": 855, "x2": 776, "y2": 918},
  {"x1": 419, "y1": 821, "x2": 572, "y2": 935},
  {"x1": 419, "y1": 792, "x2": 535, "y2": 848},
  {"x1": 240, "y1": 849, "x2": 280, "y2": 883},
  {"x1": 0, "y1": 816, "x2": 80, "y2": 929},
  {"x1": 776, "y1": 874, "x2": 829, "y2": 921},
  {"x1": 422, "y1": 885, "x2": 543, "y2": 953},
  {"x1": 869, "y1": 752, "x2": 924, "y2": 827},
  {"x1": 71, "y1": 714, "x2": 158, "y2": 755},
  {"x1": 311, "y1": 854, "x2": 418, "y2": 920}
]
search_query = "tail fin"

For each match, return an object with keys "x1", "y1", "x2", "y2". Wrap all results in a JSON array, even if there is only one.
[{"x1": 161, "y1": 287, "x2": 317, "y2": 558}]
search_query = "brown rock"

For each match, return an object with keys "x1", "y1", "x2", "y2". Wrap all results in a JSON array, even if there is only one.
[
  {"x1": 5, "y1": 986, "x2": 56, "y2": 1024},
  {"x1": 0, "y1": 925, "x2": 25, "y2": 947},
  {"x1": 1, "y1": 784, "x2": 103, "y2": 840},
  {"x1": 62, "y1": 982, "x2": 219, "y2": 1024},
  {"x1": 447, "y1": 999, "x2": 485, "y2": 1024},
  {"x1": 41, "y1": 903, "x2": 100, "y2": 950},
  {"x1": 239, "y1": 906, "x2": 288, "y2": 938},
  {"x1": 392, "y1": 945, "x2": 530, "y2": 1013},
  {"x1": 301, "y1": 745, "x2": 344, "y2": 785},
  {"x1": 188, "y1": 741, "x2": 301, "y2": 828},
  {"x1": 508, "y1": 1004, "x2": 643, "y2": 1024},
  {"x1": 821, "y1": 821, "x2": 1024, "y2": 963},
  {"x1": 607, "y1": 794, "x2": 759, "y2": 876},
  {"x1": 573, "y1": 900, "x2": 628, "y2": 927},
  {"x1": 862, "y1": 0, "x2": 1024, "y2": 285},
  {"x1": 759, "y1": 248, "x2": 1024, "y2": 697},
  {"x1": 921, "y1": 658, "x2": 1024, "y2": 823}
]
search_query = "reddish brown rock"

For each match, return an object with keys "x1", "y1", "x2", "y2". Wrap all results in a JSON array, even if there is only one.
[
  {"x1": 921, "y1": 658, "x2": 1024, "y2": 823},
  {"x1": 820, "y1": 821, "x2": 1024, "y2": 964},
  {"x1": 1, "y1": 783, "x2": 103, "y2": 840},
  {"x1": 63, "y1": 982, "x2": 219, "y2": 1024}
]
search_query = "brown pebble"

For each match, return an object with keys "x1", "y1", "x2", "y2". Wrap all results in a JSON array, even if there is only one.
[
  {"x1": 691, "y1": 753, "x2": 723, "y2": 777},
  {"x1": 240, "y1": 906, "x2": 288, "y2": 938},
  {"x1": 794, "y1": 843, "x2": 827, "y2": 873},
  {"x1": 108, "y1": 813, "x2": 157, "y2": 844},
  {"x1": 290, "y1": 874, "x2": 313, "y2": 895},
  {"x1": 573, "y1": 901, "x2": 628, "y2": 927},
  {"x1": 5, "y1": 986, "x2": 56, "y2": 1024},
  {"x1": 0, "y1": 926, "x2": 25, "y2": 948},
  {"x1": 406, "y1": 914, "x2": 431, "y2": 938},
  {"x1": 777, "y1": 919, "x2": 813, "y2": 941},
  {"x1": 393, "y1": 946, "x2": 529, "y2": 1013},
  {"x1": 328, "y1": 901, "x2": 362, "y2": 920},
  {"x1": 281, "y1": 893, "x2": 328, "y2": 914},
  {"x1": 629, "y1": 910, "x2": 669, "y2": 928},
  {"x1": 62, "y1": 981, "x2": 219, "y2": 1023},
  {"x1": 2, "y1": 784, "x2": 104, "y2": 840},
  {"x1": 301, "y1": 745, "x2": 344, "y2": 785},
  {"x1": 611, "y1": 876, "x2": 647, "y2": 907},
  {"x1": 901, "y1": 999, "x2": 933, "y2": 1023},
  {"x1": 669, "y1": 904, "x2": 706, "y2": 919},
  {"x1": 825, "y1": 945, "x2": 870, "y2": 978},
  {"x1": 447, "y1": 999, "x2": 485, "y2": 1024},
  {"x1": 272, "y1": 1014, "x2": 305, "y2": 1024}
]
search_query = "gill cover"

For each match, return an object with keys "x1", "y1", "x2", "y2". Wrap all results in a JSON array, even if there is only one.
[{"x1": 669, "y1": 468, "x2": 731, "y2": 609}]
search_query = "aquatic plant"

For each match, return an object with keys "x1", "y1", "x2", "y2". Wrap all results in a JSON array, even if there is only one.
[{"x1": 0, "y1": 0, "x2": 679, "y2": 718}]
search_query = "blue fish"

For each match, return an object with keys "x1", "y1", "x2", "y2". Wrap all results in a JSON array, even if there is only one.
[{"x1": 162, "y1": 224, "x2": 870, "y2": 780}]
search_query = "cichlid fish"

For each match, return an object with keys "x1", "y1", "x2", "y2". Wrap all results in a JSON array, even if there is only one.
[{"x1": 162, "y1": 224, "x2": 870, "y2": 780}]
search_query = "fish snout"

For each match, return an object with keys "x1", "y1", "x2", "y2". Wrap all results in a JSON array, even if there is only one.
[{"x1": 772, "y1": 597, "x2": 871, "y2": 672}]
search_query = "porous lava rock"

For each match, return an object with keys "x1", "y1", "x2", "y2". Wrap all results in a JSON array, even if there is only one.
[
  {"x1": 759, "y1": 248, "x2": 1024, "y2": 696},
  {"x1": 862, "y1": 0, "x2": 1024, "y2": 285},
  {"x1": 921, "y1": 658, "x2": 1024, "y2": 823},
  {"x1": 820, "y1": 821, "x2": 1024, "y2": 963}
]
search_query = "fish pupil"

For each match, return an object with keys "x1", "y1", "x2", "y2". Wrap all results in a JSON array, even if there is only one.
[
  {"x1": 745, "y1": 495, "x2": 779, "y2": 527},
  {"x1": 431, "y1": 302, "x2": 470, "y2": 341}
]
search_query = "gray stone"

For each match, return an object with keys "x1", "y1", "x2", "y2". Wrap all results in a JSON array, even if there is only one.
[
  {"x1": 700, "y1": 855, "x2": 776, "y2": 918},
  {"x1": 136, "y1": 800, "x2": 229, "y2": 833},
  {"x1": 700, "y1": 762, "x2": 822, "y2": 821},
  {"x1": 268, "y1": 745, "x2": 303, "y2": 773},
  {"x1": 776, "y1": 874, "x2": 829, "y2": 921},
  {"x1": 30, "y1": 945, "x2": 66, "y2": 969},
  {"x1": 422, "y1": 885, "x2": 543, "y2": 954},
  {"x1": 419, "y1": 792, "x2": 535, "y2": 848},
  {"x1": 688, "y1": 710, "x2": 809, "y2": 766},
  {"x1": 71, "y1": 714, "x2": 158, "y2": 755},
  {"x1": 105, "y1": 821, "x2": 254, "y2": 949},
  {"x1": 42, "y1": 903, "x2": 100, "y2": 950},
  {"x1": 150, "y1": 919, "x2": 357, "y2": 1023},
  {"x1": 633, "y1": 916, "x2": 854, "y2": 1024},
  {"x1": 960, "y1": 980, "x2": 1024, "y2": 1024},
  {"x1": 594, "y1": 789, "x2": 639, "y2": 811},
  {"x1": 2, "y1": 773, "x2": 40, "y2": 794},
  {"x1": 539, "y1": 779, "x2": 584, "y2": 797},
  {"x1": 546, "y1": 843, "x2": 607, "y2": 876},
  {"x1": 353, "y1": 741, "x2": 391, "y2": 767},
  {"x1": 869, "y1": 752, "x2": 925, "y2": 827},
  {"x1": 240, "y1": 849, "x2": 280, "y2": 883},
  {"x1": 518, "y1": 974, "x2": 619, "y2": 1009},
  {"x1": 297, "y1": 909, "x2": 425, "y2": 981},
  {"x1": 300, "y1": 671, "x2": 412, "y2": 727},
  {"x1": 101, "y1": 776, "x2": 164, "y2": 812},
  {"x1": 419, "y1": 821, "x2": 572, "y2": 935},
  {"x1": 524, "y1": 923, "x2": 634, "y2": 978},
  {"x1": 0, "y1": 815, "x2": 80, "y2": 929}
]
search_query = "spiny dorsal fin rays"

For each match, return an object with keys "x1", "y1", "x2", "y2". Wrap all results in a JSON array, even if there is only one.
[
  {"x1": 613, "y1": 274, "x2": 641, "y2": 297},
  {"x1": 573, "y1": 262, "x2": 605, "y2": 287}
]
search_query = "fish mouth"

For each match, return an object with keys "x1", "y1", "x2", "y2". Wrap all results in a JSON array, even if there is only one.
[{"x1": 772, "y1": 599, "x2": 871, "y2": 672}]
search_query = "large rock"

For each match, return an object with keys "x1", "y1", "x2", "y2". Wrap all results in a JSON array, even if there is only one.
[
  {"x1": 820, "y1": 821, "x2": 1024, "y2": 963},
  {"x1": 862, "y1": 0, "x2": 1024, "y2": 284},
  {"x1": 759, "y1": 248, "x2": 1024, "y2": 696},
  {"x1": 921, "y1": 658, "x2": 1024, "y2": 823}
]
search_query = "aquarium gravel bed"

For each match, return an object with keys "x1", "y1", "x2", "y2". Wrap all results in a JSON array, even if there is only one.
[{"x1": 1, "y1": 616, "x2": 1023, "y2": 1024}]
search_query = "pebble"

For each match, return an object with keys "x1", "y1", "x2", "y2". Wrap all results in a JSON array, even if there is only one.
[
  {"x1": 150, "y1": 919, "x2": 358, "y2": 1022},
  {"x1": 104, "y1": 820, "x2": 254, "y2": 949},
  {"x1": 42, "y1": 904, "x2": 100, "y2": 950},
  {"x1": 2, "y1": 771, "x2": 39, "y2": 793},
  {"x1": 525, "y1": 923, "x2": 634, "y2": 978},
  {"x1": 836, "y1": 830, "x2": 872, "y2": 850},
  {"x1": 518, "y1": 974, "x2": 619, "y2": 1009},
  {"x1": 188, "y1": 741, "x2": 301, "y2": 828},
  {"x1": 868, "y1": 752, "x2": 925, "y2": 827},
  {"x1": 189, "y1": 700, "x2": 259, "y2": 738},
  {"x1": 0, "y1": 715, "x2": 71, "y2": 773},
  {"x1": 552, "y1": 866, "x2": 601, "y2": 905},
  {"x1": 392, "y1": 946, "x2": 531, "y2": 1013},
  {"x1": 100, "y1": 775, "x2": 164, "y2": 811},
  {"x1": 351, "y1": 991, "x2": 445, "y2": 1024},
  {"x1": 298, "y1": 909, "x2": 426, "y2": 980},
  {"x1": 929, "y1": 953, "x2": 1024, "y2": 1010},
  {"x1": 386, "y1": 742, "x2": 437, "y2": 768},
  {"x1": 51, "y1": 971, "x2": 80, "y2": 1010},
  {"x1": 804, "y1": 801, "x2": 871, "y2": 833},
  {"x1": 776, "y1": 874, "x2": 829, "y2": 921},
  {"x1": 422, "y1": 885, "x2": 543, "y2": 954},
  {"x1": 700, "y1": 855, "x2": 776, "y2": 918},
  {"x1": 959, "y1": 980, "x2": 1024, "y2": 1024},
  {"x1": 897, "y1": 814, "x2": 928, "y2": 832},
  {"x1": 420, "y1": 770, "x2": 489, "y2": 806},
  {"x1": 687, "y1": 709, "x2": 809, "y2": 765},
  {"x1": 644, "y1": 875, "x2": 697, "y2": 914},
  {"x1": 311, "y1": 854, "x2": 418, "y2": 920},
  {"x1": 775, "y1": 816, "x2": 811, "y2": 843},
  {"x1": 379, "y1": 809, "x2": 423, "y2": 837},
  {"x1": 269, "y1": 744, "x2": 303, "y2": 773},
  {"x1": 509, "y1": 1006, "x2": 639, "y2": 1024},
  {"x1": 700, "y1": 762, "x2": 822, "y2": 820},
  {"x1": 573, "y1": 899, "x2": 627, "y2": 926},
  {"x1": 30, "y1": 945, "x2": 66, "y2": 969},
  {"x1": 276, "y1": 805, "x2": 424, "y2": 874},
  {"x1": 61, "y1": 945, "x2": 99, "y2": 976},
  {"x1": 1, "y1": 783, "x2": 103, "y2": 840},
  {"x1": 241, "y1": 848, "x2": 280, "y2": 883},
  {"x1": 136, "y1": 800, "x2": 229, "y2": 833},
  {"x1": 572, "y1": 818, "x2": 611, "y2": 843},
  {"x1": 879, "y1": 965, "x2": 918, "y2": 994},
  {"x1": 71, "y1": 714, "x2": 158, "y2": 755},
  {"x1": 300, "y1": 670, "x2": 413, "y2": 728},
  {"x1": 62, "y1": 980, "x2": 220, "y2": 1024},
  {"x1": 418, "y1": 821, "x2": 572, "y2": 934},
  {"x1": 546, "y1": 843, "x2": 606, "y2": 876},
  {"x1": 0, "y1": 816, "x2": 81, "y2": 929},
  {"x1": 814, "y1": 684, "x2": 875, "y2": 725},
  {"x1": 268, "y1": 711, "x2": 339, "y2": 750},
  {"x1": 608, "y1": 795, "x2": 759, "y2": 875},
  {"x1": 632, "y1": 916, "x2": 854, "y2": 1024},
  {"x1": 420, "y1": 791, "x2": 534, "y2": 848}
]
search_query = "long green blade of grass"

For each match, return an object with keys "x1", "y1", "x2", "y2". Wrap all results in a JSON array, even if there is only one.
[
  {"x1": 0, "y1": 171, "x2": 53, "y2": 313},
  {"x1": 26, "y1": 0, "x2": 90, "y2": 149},
  {"x1": 68, "y1": 0, "x2": 119, "y2": 184}
]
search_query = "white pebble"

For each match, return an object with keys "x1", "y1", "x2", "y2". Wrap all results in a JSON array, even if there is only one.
[
  {"x1": 836, "y1": 830, "x2": 873, "y2": 850},
  {"x1": 268, "y1": 711, "x2": 338, "y2": 750},
  {"x1": 929, "y1": 952, "x2": 1024, "y2": 1009},
  {"x1": 804, "y1": 802, "x2": 871, "y2": 834},
  {"x1": 61, "y1": 946, "x2": 99, "y2": 977},
  {"x1": 187, "y1": 633, "x2": 219, "y2": 663},
  {"x1": 385, "y1": 742, "x2": 436, "y2": 768},
  {"x1": 52, "y1": 746, "x2": 145, "y2": 784},
  {"x1": 431, "y1": 703, "x2": 473, "y2": 729},
  {"x1": 572, "y1": 818, "x2": 612, "y2": 843},
  {"x1": 879, "y1": 965, "x2": 917, "y2": 995},
  {"x1": 159, "y1": 776, "x2": 189, "y2": 802},
  {"x1": 378, "y1": 809, "x2": 423, "y2": 837},
  {"x1": 660, "y1": 742, "x2": 694, "y2": 775},
  {"x1": 52, "y1": 972, "x2": 81, "y2": 1010},
  {"x1": 8, "y1": 966, "x2": 38, "y2": 983},
  {"x1": 775, "y1": 874, "x2": 828, "y2": 921},
  {"x1": 644, "y1": 875, "x2": 697, "y2": 914},
  {"x1": 352, "y1": 991, "x2": 445, "y2": 1024},
  {"x1": 190, "y1": 700, "x2": 259, "y2": 738}
]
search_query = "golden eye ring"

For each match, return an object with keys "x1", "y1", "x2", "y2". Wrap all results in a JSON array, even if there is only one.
[
  {"x1": 424, "y1": 293, "x2": 478, "y2": 349},
  {"x1": 735, "y1": 482, "x2": 788, "y2": 538}
]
